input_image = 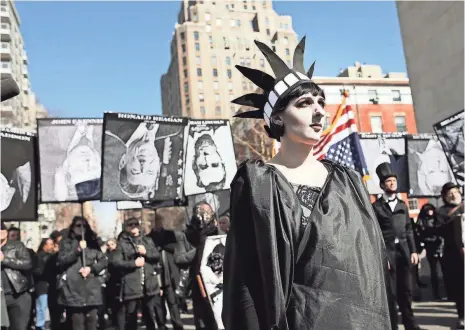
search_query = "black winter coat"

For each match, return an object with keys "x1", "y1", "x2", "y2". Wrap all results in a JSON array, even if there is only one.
[
  {"x1": 33, "y1": 251, "x2": 55, "y2": 295},
  {"x1": 1, "y1": 240, "x2": 32, "y2": 295},
  {"x1": 111, "y1": 233, "x2": 161, "y2": 301},
  {"x1": 223, "y1": 160, "x2": 391, "y2": 330},
  {"x1": 57, "y1": 237, "x2": 107, "y2": 307}
]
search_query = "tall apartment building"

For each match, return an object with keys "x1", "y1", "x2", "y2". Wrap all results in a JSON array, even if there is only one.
[
  {"x1": 396, "y1": 1, "x2": 464, "y2": 132},
  {"x1": 161, "y1": 0, "x2": 298, "y2": 119},
  {"x1": 0, "y1": 0, "x2": 46, "y2": 130}
]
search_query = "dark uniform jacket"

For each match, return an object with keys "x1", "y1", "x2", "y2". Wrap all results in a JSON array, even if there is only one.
[
  {"x1": 57, "y1": 237, "x2": 107, "y2": 307},
  {"x1": 436, "y1": 203, "x2": 464, "y2": 254},
  {"x1": 1, "y1": 240, "x2": 32, "y2": 295},
  {"x1": 372, "y1": 196, "x2": 416, "y2": 265},
  {"x1": 111, "y1": 232, "x2": 160, "y2": 301},
  {"x1": 223, "y1": 160, "x2": 391, "y2": 330}
]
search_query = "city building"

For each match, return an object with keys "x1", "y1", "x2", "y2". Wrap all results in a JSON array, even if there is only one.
[
  {"x1": 316, "y1": 61, "x2": 417, "y2": 134},
  {"x1": 0, "y1": 0, "x2": 47, "y2": 130},
  {"x1": 396, "y1": 1, "x2": 464, "y2": 132},
  {"x1": 161, "y1": 0, "x2": 299, "y2": 119}
]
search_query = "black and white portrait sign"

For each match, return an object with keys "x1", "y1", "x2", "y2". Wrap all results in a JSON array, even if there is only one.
[
  {"x1": 184, "y1": 120, "x2": 237, "y2": 196},
  {"x1": 434, "y1": 111, "x2": 464, "y2": 186},
  {"x1": 406, "y1": 134, "x2": 456, "y2": 197},
  {"x1": 102, "y1": 112, "x2": 188, "y2": 202},
  {"x1": 0, "y1": 128, "x2": 37, "y2": 221},
  {"x1": 359, "y1": 133, "x2": 408, "y2": 194},
  {"x1": 187, "y1": 190, "x2": 230, "y2": 221},
  {"x1": 200, "y1": 235, "x2": 226, "y2": 330},
  {"x1": 37, "y1": 118, "x2": 103, "y2": 203}
]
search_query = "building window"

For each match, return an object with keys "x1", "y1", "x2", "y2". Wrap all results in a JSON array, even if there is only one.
[
  {"x1": 213, "y1": 69, "x2": 218, "y2": 77},
  {"x1": 214, "y1": 81, "x2": 219, "y2": 90},
  {"x1": 195, "y1": 43, "x2": 200, "y2": 51},
  {"x1": 184, "y1": 82, "x2": 188, "y2": 93},
  {"x1": 198, "y1": 81, "x2": 203, "y2": 89},
  {"x1": 230, "y1": 19, "x2": 236, "y2": 27},
  {"x1": 182, "y1": 45, "x2": 186, "y2": 53},
  {"x1": 395, "y1": 115, "x2": 407, "y2": 132},
  {"x1": 194, "y1": 31, "x2": 199, "y2": 40},
  {"x1": 200, "y1": 106, "x2": 206, "y2": 115},
  {"x1": 266, "y1": 29, "x2": 270, "y2": 36},
  {"x1": 184, "y1": 69, "x2": 188, "y2": 78},
  {"x1": 199, "y1": 94, "x2": 205, "y2": 102},
  {"x1": 368, "y1": 89, "x2": 379, "y2": 102},
  {"x1": 216, "y1": 18, "x2": 222, "y2": 26},
  {"x1": 236, "y1": 19, "x2": 241, "y2": 26},
  {"x1": 226, "y1": 56, "x2": 231, "y2": 65},
  {"x1": 224, "y1": 37, "x2": 230, "y2": 49},
  {"x1": 182, "y1": 57, "x2": 187, "y2": 66},
  {"x1": 252, "y1": 5, "x2": 256, "y2": 10},
  {"x1": 243, "y1": 4, "x2": 247, "y2": 9},
  {"x1": 227, "y1": 69, "x2": 232, "y2": 79},
  {"x1": 193, "y1": 14, "x2": 198, "y2": 22},
  {"x1": 209, "y1": 35, "x2": 213, "y2": 47},
  {"x1": 197, "y1": 68, "x2": 202, "y2": 77},
  {"x1": 245, "y1": 58, "x2": 251, "y2": 66},
  {"x1": 212, "y1": 56, "x2": 217, "y2": 65},
  {"x1": 196, "y1": 56, "x2": 201, "y2": 64},
  {"x1": 228, "y1": 82, "x2": 233, "y2": 90},
  {"x1": 284, "y1": 23, "x2": 289, "y2": 29},
  {"x1": 205, "y1": 24, "x2": 211, "y2": 32},
  {"x1": 408, "y1": 199, "x2": 419, "y2": 211},
  {"x1": 215, "y1": 106, "x2": 221, "y2": 115},
  {"x1": 370, "y1": 115, "x2": 383, "y2": 133},
  {"x1": 392, "y1": 90, "x2": 402, "y2": 102},
  {"x1": 205, "y1": 13, "x2": 211, "y2": 21},
  {"x1": 239, "y1": 58, "x2": 245, "y2": 65},
  {"x1": 260, "y1": 59, "x2": 265, "y2": 67},
  {"x1": 283, "y1": 37, "x2": 289, "y2": 45},
  {"x1": 265, "y1": 17, "x2": 269, "y2": 26},
  {"x1": 215, "y1": 94, "x2": 220, "y2": 102},
  {"x1": 180, "y1": 32, "x2": 185, "y2": 40},
  {"x1": 285, "y1": 48, "x2": 290, "y2": 56}
]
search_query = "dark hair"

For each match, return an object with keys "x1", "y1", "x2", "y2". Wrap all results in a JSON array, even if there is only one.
[
  {"x1": 49, "y1": 230, "x2": 61, "y2": 243},
  {"x1": 418, "y1": 203, "x2": 436, "y2": 220},
  {"x1": 68, "y1": 216, "x2": 99, "y2": 247},
  {"x1": 37, "y1": 237, "x2": 53, "y2": 252},
  {"x1": 7, "y1": 227, "x2": 19, "y2": 233},
  {"x1": 266, "y1": 82, "x2": 325, "y2": 141}
]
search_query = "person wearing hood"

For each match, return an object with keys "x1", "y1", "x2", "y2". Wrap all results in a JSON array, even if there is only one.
[
  {"x1": 185, "y1": 202, "x2": 220, "y2": 330},
  {"x1": 371, "y1": 162, "x2": 423, "y2": 330},
  {"x1": 111, "y1": 217, "x2": 165, "y2": 330},
  {"x1": 57, "y1": 216, "x2": 107, "y2": 330},
  {"x1": 435, "y1": 182, "x2": 464, "y2": 329},
  {"x1": 151, "y1": 227, "x2": 184, "y2": 330},
  {"x1": 417, "y1": 203, "x2": 445, "y2": 300}
]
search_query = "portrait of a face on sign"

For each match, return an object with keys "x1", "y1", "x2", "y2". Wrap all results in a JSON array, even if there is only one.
[
  {"x1": 0, "y1": 128, "x2": 37, "y2": 221},
  {"x1": 186, "y1": 190, "x2": 230, "y2": 222},
  {"x1": 184, "y1": 120, "x2": 237, "y2": 196},
  {"x1": 434, "y1": 111, "x2": 464, "y2": 186},
  {"x1": 101, "y1": 112, "x2": 188, "y2": 202},
  {"x1": 37, "y1": 119, "x2": 102, "y2": 203},
  {"x1": 407, "y1": 134, "x2": 455, "y2": 197},
  {"x1": 200, "y1": 234, "x2": 226, "y2": 330},
  {"x1": 359, "y1": 133, "x2": 408, "y2": 194}
]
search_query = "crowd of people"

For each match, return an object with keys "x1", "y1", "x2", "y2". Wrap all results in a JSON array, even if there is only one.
[{"x1": 0, "y1": 202, "x2": 231, "y2": 330}]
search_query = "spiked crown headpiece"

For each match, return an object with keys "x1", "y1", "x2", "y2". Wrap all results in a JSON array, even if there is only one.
[{"x1": 232, "y1": 36, "x2": 316, "y2": 127}]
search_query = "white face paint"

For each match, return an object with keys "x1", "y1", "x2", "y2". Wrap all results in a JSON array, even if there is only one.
[
  {"x1": 0, "y1": 173, "x2": 15, "y2": 212},
  {"x1": 277, "y1": 92, "x2": 326, "y2": 145}
]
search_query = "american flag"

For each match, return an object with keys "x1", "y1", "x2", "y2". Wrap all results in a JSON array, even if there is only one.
[{"x1": 313, "y1": 105, "x2": 370, "y2": 180}]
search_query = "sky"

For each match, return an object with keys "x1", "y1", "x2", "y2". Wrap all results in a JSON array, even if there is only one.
[
  {"x1": 15, "y1": 1, "x2": 406, "y2": 118},
  {"x1": 91, "y1": 201, "x2": 119, "y2": 240}
]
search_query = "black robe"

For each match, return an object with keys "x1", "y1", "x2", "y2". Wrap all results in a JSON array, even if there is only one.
[{"x1": 223, "y1": 159, "x2": 391, "y2": 330}]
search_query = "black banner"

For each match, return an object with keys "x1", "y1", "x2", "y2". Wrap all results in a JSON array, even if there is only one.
[
  {"x1": 184, "y1": 119, "x2": 236, "y2": 196},
  {"x1": 433, "y1": 111, "x2": 464, "y2": 186},
  {"x1": 101, "y1": 112, "x2": 188, "y2": 202},
  {"x1": 1, "y1": 128, "x2": 37, "y2": 221},
  {"x1": 37, "y1": 118, "x2": 103, "y2": 203}
]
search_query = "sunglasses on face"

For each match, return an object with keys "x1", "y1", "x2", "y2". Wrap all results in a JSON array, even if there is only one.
[
  {"x1": 74, "y1": 224, "x2": 84, "y2": 229},
  {"x1": 126, "y1": 222, "x2": 140, "y2": 228}
]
